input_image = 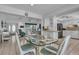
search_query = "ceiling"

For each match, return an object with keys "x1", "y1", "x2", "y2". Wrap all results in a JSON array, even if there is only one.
[{"x1": 1, "y1": 4, "x2": 79, "y2": 17}]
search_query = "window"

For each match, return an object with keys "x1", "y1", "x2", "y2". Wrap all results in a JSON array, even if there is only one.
[{"x1": 12, "y1": 25, "x2": 16, "y2": 32}]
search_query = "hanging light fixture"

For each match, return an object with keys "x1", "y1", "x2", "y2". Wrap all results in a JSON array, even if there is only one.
[
  {"x1": 24, "y1": 4, "x2": 34, "y2": 17},
  {"x1": 24, "y1": 4, "x2": 29, "y2": 17},
  {"x1": 25, "y1": 12, "x2": 28, "y2": 17}
]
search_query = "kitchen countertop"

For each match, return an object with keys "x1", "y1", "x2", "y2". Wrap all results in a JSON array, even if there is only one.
[
  {"x1": 63, "y1": 27, "x2": 79, "y2": 31},
  {"x1": 63, "y1": 29, "x2": 79, "y2": 31}
]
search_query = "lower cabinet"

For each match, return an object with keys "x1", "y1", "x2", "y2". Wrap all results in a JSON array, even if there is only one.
[{"x1": 63, "y1": 30, "x2": 79, "y2": 39}]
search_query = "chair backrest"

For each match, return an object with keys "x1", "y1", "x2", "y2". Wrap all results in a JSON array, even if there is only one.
[
  {"x1": 15, "y1": 32, "x2": 22, "y2": 52},
  {"x1": 19, "y1": 29, "x2": 26, "y2": 37},
  {"x1": 2, "y1": 32, "x2": 10, "y2": 36},
  {"x1": 57, "y1": 35, "x2": 71, "y2": 55}
]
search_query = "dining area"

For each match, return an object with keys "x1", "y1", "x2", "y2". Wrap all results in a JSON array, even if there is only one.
[
  {"x1": 15, "y1": 27, "x2": 71, "y2": 55},
  {"x1": 0, "y1": 2, "x2": 79, "y2": 59},
  {"x1": 0, "y1": 4, "x2": 79, "y2": 55}
]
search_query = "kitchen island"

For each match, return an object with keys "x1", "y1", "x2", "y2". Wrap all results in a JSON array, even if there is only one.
[{"x1": 63, "y1": 28, "x2": 79, "y2": 39}]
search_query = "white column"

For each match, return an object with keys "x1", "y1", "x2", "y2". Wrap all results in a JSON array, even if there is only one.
[
  {"x1": 42, "y1": 17, "x2": 50, "y2": 36},
  {"x1": 41, "y1": 18, "x2": 43, "y2": 36},
  {"x1": 44, "y1": 18, "x2": 49, "y2": 27},
  {"x1": 52, "y1": 16, "x2": 58, "y2": 40}
]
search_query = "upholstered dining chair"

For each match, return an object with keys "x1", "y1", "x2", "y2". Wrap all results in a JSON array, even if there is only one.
[
  {"x1": 16, "y1": 32, "x2": 36, "y2": 55},
  {"x1": 18, "y1": 29, "x2": 26, "y2": 37},
  {"x1": 2, "y1": 29, "x2": 11, "y2": 42},
  {"x1": 40, "y1": 35, "x2": 71, "y2": 55}
]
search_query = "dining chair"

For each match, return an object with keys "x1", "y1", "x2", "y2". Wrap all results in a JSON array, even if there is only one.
[
  {"x1": 18, "y1": 29, "x2": 26, "y2": 37},
  {"x1": 40, "y1": 35, "x2": 71, "y2": 55},
  {"x1": 2, "y1": 29, "x2": 11, "y2": 42},
  {"x1": 15, "y1": 32, "x2": 36, "y2": 55}
]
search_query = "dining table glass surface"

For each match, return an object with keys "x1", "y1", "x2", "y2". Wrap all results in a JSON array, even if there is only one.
[
  {"x1": 24, "y1": 31, "x2": 59, "y2": 55},
  {"x1": 28, "y1": 34, "x2": 58, "y2": 54},
  {"x1": 29, "y1": 34, "x2": 58, "y2": 46}
]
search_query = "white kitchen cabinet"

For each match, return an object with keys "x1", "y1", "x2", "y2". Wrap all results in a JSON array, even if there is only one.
[
  {"x1": 63, "y1": 31, "x2": 71, "y2": 36},
  {"x1": 63, "y1": 30, "x2": 79, "y2": 39},
  {"x1": 71, "y1": 31, "x2": 79, "y2": 38}
]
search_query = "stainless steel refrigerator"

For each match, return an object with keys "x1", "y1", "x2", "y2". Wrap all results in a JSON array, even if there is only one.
[{"x1": 57, "y1": 23, "x2": 63, "y2": 38}]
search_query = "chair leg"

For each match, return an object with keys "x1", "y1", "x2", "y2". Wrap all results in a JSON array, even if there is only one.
[
  {"x1": 2, "y1": 39, "x2": 4, "y2": 43},
  {"x1": 20, "y1": 53, "x2": 23, "y2": 55},
  {"x1": 33, "y1": 49, "x2": 36, "y2": 55},
  {"x1": 20, "y1": 52, "x2": 24, "y2": 55}
]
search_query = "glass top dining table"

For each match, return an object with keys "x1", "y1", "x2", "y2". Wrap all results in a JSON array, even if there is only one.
[{"x1": 28, "y1": 34, "x2": 58, "y2": 55}]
